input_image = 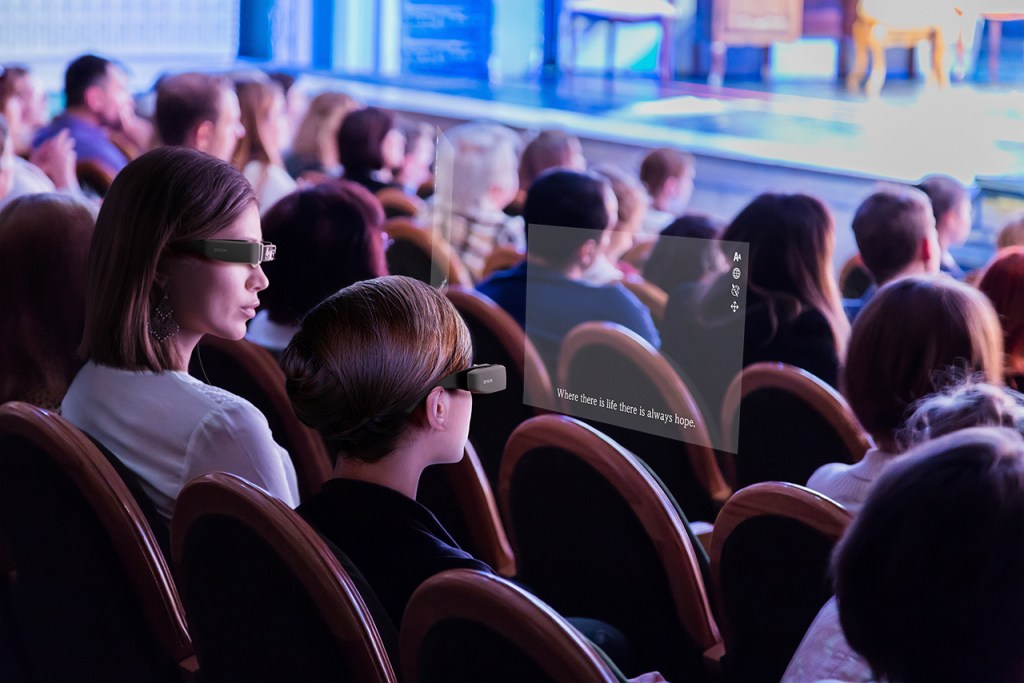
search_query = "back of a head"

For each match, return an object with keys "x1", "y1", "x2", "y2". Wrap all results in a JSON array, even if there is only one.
[
  {"x1": 844, "y1": 275, "x2": 1004, "y2": 446},
  {"x1": 915, "y1": 174, "x2": 968, "y2": 224},
  {"x1": 997, "y1": 213, "x2": 1024, "y2": 250},
  {"x1": 898, "y1": 380, "x2": 1024, "y2": 451},
  {"x1": 834, "y1": 426, "x2": 1024, "y2": 683},
  {"x1": 290, "y1": 91, "x2": 358, "y2": 161},
  {"x1": 518, "y1": 129, "x2": 583, "y2": 189},
  {"x1": 644, "y1": 214, "x2": 722, "y2": 292},
  {"x1": 233, "y1": 78, "x2": 281, "y2": 167},
  {"x1": 852, "y1": 187, "x2": 935, "y2": 285},
  {"x1": 155, "y1": 72, "x2": 227, "y2": 147},
  {"x1": 82, "y1": 146, "x2": 257, "y2": 372},
  {"x1": 442, "y1": 122, "x2": 519, "y2": 213},
  {"x1": 337, "y1": 106, "x2": 393, "y2": 174},
  {"x1": 977, "y1": 247, "x2": 1024, "y2": 364},
  {"x1": 523, "y1": 169, "x2": 610, "y2": 269},
  {"x1": 0, "y1": 193, "x2": 95, "y2": 404},
  {"x1": 282, "y1": 276, "x2": 471, "y2": 463},
  {"x1": 260, "y1": 180, "x2": 387, "y2": 325},
  {"x1": 639, "y1": 147, "x2": 694, "y2": 196},
  {"x1": 592, "y1": 163, "x2": 646, "y2": 229},
  {"x1": 65, "y1": 54, "x2": 112, "y2": 109}
]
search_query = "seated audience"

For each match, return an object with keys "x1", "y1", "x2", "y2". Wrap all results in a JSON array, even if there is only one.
[
  {"x1": 663, "y1": 193, "x2": 849, "y2": 415},
  {"x1": 284, "y1": 90, "x2": 358, "y2": 179},
  {"x1": 246, "y1": 180, "x2": 388, "y2": 354},
  {"x1": 996, "y1": 212, "x2": 1024, "y2": 249},
  {"x1": 337, "y1": 106, "x2": 405, "y2": 194},
  {"x1": 807, "y1": 275, "x2": 1004, "y2": 512},
  {"x1": 155, "y1": 72, "x2": 244, "y2": 162},
  {"x1": 61, "y1": 147, "x2": 298, "y2": 522},
  {"x1": 638, "y1": 147, "x2": 695, "y2": 238},
  {"x1": 915, "y1": 174, "x2": 972, "y2": 279},
  {"x1": 582, "y1": 164, "x2": 648, "y2": 285},
  {"x1": 785, "y1": 418, "x2": 1024, "y2": 683},
  {"x1": 642, "y1": 215, "x2": 724, "y2": 294},
  {"x1": 0, "y1": 193, "x2": 95, "y2": 410},
  {"x1": 476, "y1": 169, "x2": 660, "y2": 374},
  {"x1": 843, "y1": 186, "x2": 940, "y2": 321},
  {"x1": 395, "y1": 119, "x2": 435, "y2": 196},
  {"x1": 1, "y1": 65, "x2": 48, "y2": 156},
  {"x1": 233, "y1": 78, "x2": 296, "y2": 214},
  {"x1": 977, "y1": 247, "x2": 1024, "y2": 389},
  {"x1": 510, "y1": 129, "x2": 586, "y2": 214},
  {"x1": 427, "y1": 121, "x2": 523, "y2": 279},
  {"x1": 33, "y1": 54, "x2": 136, "y2": 173}
]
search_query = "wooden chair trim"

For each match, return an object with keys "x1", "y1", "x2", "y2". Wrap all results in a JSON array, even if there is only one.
[
  {"x1": 838, "y1": 252, "x2": 866, "y2": 287},
  {"x1": 621, "y1": 275, "x2": 668, "y2": 323},
  {"x1": 719, "y1": 362, "x2": 872, "y2": 460},
  {"x1": 445, "y1": 286, "x2": 554, "y2": 409},
  {"x1": 0, "y1": 401, "x2": 193, "y2": 665},
  {"x1": 197, "y1": 337, "x2": 332, "y2": 499},
  {"x1": 171, "y1": 472, "x2": 398, "y2": 683},
  {"x1": 708, "y1": 481, "x2": 852, "y2": 647},
  {"x1": 500, "y1": 414, "x2": 721, "y2": 650},
  {"x1": 447, "y1": 442, "x2": 516, "y2": 577},
  {"x1": 75, "y1": 159, "x2": 117, "y2": 194},
  {"x1": 401, "y1": 568, "x2": 621, "y2": 683},
  {"x1": 384, "y1": 217, "x2": 473, "y2": 287},
  {"x1": 480, "y1": 245, "x2": 524, "y2": 280},
  {"x1": 375, "y1": 187, "x2": 424, "y2": 218},
  {"x1": 558, "y1": 321, "x2": 731, "y2": 506}
]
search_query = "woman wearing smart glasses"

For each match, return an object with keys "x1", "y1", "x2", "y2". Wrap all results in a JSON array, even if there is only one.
[{"x1": 62, "y1": 146, "x2": 298, "y2": 523}]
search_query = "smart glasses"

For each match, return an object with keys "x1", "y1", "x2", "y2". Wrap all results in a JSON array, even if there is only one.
[
  {"x1": 175, "y1": 239, "x2": 277, "y2": 266},
  {"x1": 405, "y1": 364, "x2": 506, "y2": 414}
]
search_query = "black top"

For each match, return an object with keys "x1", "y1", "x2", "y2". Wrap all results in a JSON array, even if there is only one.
[
  {"x1": 343, "y1": 169, "x2": 398, "y2": 195},
  {"x1": 298, "y1": 478, "x2": 493, "y2": 626}
]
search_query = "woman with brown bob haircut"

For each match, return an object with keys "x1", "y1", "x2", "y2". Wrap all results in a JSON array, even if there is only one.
[
  {"x1": 0, "y1": 193, "x2": 94, "y2": 410},
  {"x1": 807, "y1": 275, "x2": 1003, "y2": 512},
  {"x1": 337, "y1": 106, "x2": 405, "y2": 194},
  {"x1": 63, "y1": 146, "x2": 298, "y2": 522}
]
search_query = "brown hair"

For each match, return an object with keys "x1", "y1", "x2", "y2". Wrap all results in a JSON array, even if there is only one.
[
  {"x1": 852, "y1": 187, "x2": 934, "y2": 285},
  {"x1": 282, "y1": 276, "x2": 472, "y2": 463},
  {"x1": 978, "y1": 247, "x2": 1024, "y2": 374},
  {"x1": 897, "y1": 379, "x2": 1024, "y2": 451},
  {"x1": 289, "y1": 91, "x2": 359, "y2": 169},
  {"x1": 81, "y1": 146, "x2": 257, "y2": 371},
  {"x1": 639, "y1": 147, "x2": 695, "y2": 196},
  {"x1": 996, "y1": 213, "x2": 1024, "y2": 250},
  {"x1": 518, "y1": 129, "x2": 582, "y2": 189},
  {"x1": 0, "y1": 194, "x2": 95, "y2": 406},
  {"x1": 337, "y1": 106, "x2": 395, "y2": 175},
  {"x1": 155, "y1": 72, "x2": 232, "y2": 147},
  {"x1": 844, "y1": 275, "x2": 1004, "y2": 446},
  {"x1": 834, "y1": 426, "x2": 1024, "y2": 683},
  {"x1": 233, "y1": 78, "x2": 284, "y2": 167}
]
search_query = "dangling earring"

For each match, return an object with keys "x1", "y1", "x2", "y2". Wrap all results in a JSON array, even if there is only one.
[{"x1": 149, "y1": 287, "x2": 180, "y2": 342}]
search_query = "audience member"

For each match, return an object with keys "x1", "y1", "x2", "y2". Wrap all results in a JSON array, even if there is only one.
[
  {"x1": 977, "y1": 247, "x2": 1024, "y2": 389},
  {"x1": 1, "y1": 65, "x2": 48, "y2": 156},
  {"x1": 844, "y1": 186, "x2": 940, "y2": 321},
  {"x1": 897, "y1": 379, "x2": 1024, "y2": 451},
  {"x1": 233, "y1": 79, "x2": 296, "y2": 213},
  {"x1": 246, "y1": 180, "x2": 388, "y2": 354},
  {"x1": 642, "y1": 215, "x2": 724, "y2": 294},
  {"x1": 807, "y1": 275, "x2": 1003, "y2": 512},
  {"x1": 663, "y1": 193, "x2": 849, "y2": 418},
  {"x1": 0, "y1": 116, "x2": 13, "y2": 203},
  {"x1": 395, "y1": 119, "x2": 435, "y2": 196},
  {"x1": 337, "y1": 106, "x2": 405, "y2": 194},
  {"x1": 0, "y1": 193, "x2": 95, "y2": 410},
  {"x1": 915, "y1": 174, "x2": 972, "y2": 279},
  {"x1": 511, "y1": 129, "x2": 586, "y2": 213},
  {"x1": 428, "y1": 121, "x2": 523, "y2": 279},
  {"x1": 33, "y1": 54, "x2": 135, "y2": 173},
  {"x1": 61, "y1": 147, "x2": 298, "y2": 522},
  {"x1": 996, "y1": 212, "x2": 1024, "y2": 249},
  {"x1": 155, "y1": 72, "x2": 244, "y2": 162},
  {"x1": 638, "y1": 147, "x2": 695, "y2": 238},
  {"x1": 285, "y1": 90, "x2": 358, "y2": 179},
  {"x1": 476, "y1": 169, "x2": 659, "y2": 374},
  {"x1": 834, "y1": 427, "x2": 1024, "y2": 683},
  {"x1": 582, "y1": 164, "x2": 648, "y2": 285}
]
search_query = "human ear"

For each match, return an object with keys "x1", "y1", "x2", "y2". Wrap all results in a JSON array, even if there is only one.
[
  {"x1": 193, "y1": 120, "x2": 214, "y2": 153},
  {"x1": 424, "y1": 387, "x2": 450, "y2": 431},
  {"x1": 577, "y1": 238, "x2": 599, "y2": 268}
]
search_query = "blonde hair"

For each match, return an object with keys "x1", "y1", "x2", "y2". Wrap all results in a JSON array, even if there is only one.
[
  {"x1": 997, "y1": 213, "x2": 1024, "y2": 250},
  {"x1": 289, "y1": 91, "x2": 359, "y2": 169}
]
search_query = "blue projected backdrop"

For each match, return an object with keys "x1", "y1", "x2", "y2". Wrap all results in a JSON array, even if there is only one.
[{"x1": 401, "y1": 0, "x2": 493, "y2": 80}]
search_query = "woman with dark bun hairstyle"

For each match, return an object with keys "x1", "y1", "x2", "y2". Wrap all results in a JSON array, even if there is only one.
[{"x1": 62, "y1": 146, "x2": 298, "y2": 522}]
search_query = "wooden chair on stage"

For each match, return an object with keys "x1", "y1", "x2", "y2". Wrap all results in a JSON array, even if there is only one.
[
  {"x1": 0, "y1": 401, "x2": 195, "y2": 683},
  {"x1": 445, "y1": 286, "x2": 553, "y2": 490},
  {"x1": 719, "y1": 362, "x2": 872, "y2": 490},
  {"x1": 499, "y1": 414, "x2": 720, "y2": 682},
  {"x1": 402, "y1": 569, "x2": 625, "y2": 683},
  {"x1": 189, "y1": 336, "x2": 332, "y2": 501},
  {"x1": 558, "y1": 321, "x2": 730, "y2": 522},
  {"x1": 564, "y1": 0, "x2": 682, "y2": 82},
  {"x1": 171, "y1": 472, "x2": 398, "y2": 683},
  {"x1": 709, "y1": 482, "x2": 851, "y2": 683},
  {"x1": 376, "y1": 186, "x2": 425, "y2": 219},
  {"x1": 847, "y1": 3, "x2": 949, "y2": 94},
  {"x1": 416, "y1": 442, "x2": 517, "y2": 577},
  {"x1": 384, "y1": 217, "x2": 473, "y2": 288}
]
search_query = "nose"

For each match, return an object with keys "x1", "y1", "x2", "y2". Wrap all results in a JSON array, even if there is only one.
[{"x1": 249, "y1": 264, "x2": 269, "y2": 292}]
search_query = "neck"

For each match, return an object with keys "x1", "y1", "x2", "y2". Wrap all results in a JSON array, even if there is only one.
[
  {"x1": 166, "y1": 333, "x2": 203, "y2": 372},
  {"x1": 65, "y1": 106, "x2": 102, "y2": 127},
  {"x1": 333, "y1": 444, "x2": 426, "y2": 500}
]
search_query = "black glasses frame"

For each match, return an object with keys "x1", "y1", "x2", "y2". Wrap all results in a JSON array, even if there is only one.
[
  {"x1": 404, "y1": 364, "x2": 506, "y2": 414},
  {"x1": 175, "y1": 239, "x2": 277, "y2": 266}
]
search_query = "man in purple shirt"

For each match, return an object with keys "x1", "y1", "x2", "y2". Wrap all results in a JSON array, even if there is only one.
[{"x1": 33, "y1": 54, "x2": 133, "y2": 173}]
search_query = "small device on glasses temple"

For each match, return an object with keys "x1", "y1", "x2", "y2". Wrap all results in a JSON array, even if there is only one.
[
  {"x1": 175, "y1": 239, "x2": 277, "y2": 266},
  {"x1": 404, "y1": 364, "x2": 506, "y2": 414}
]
